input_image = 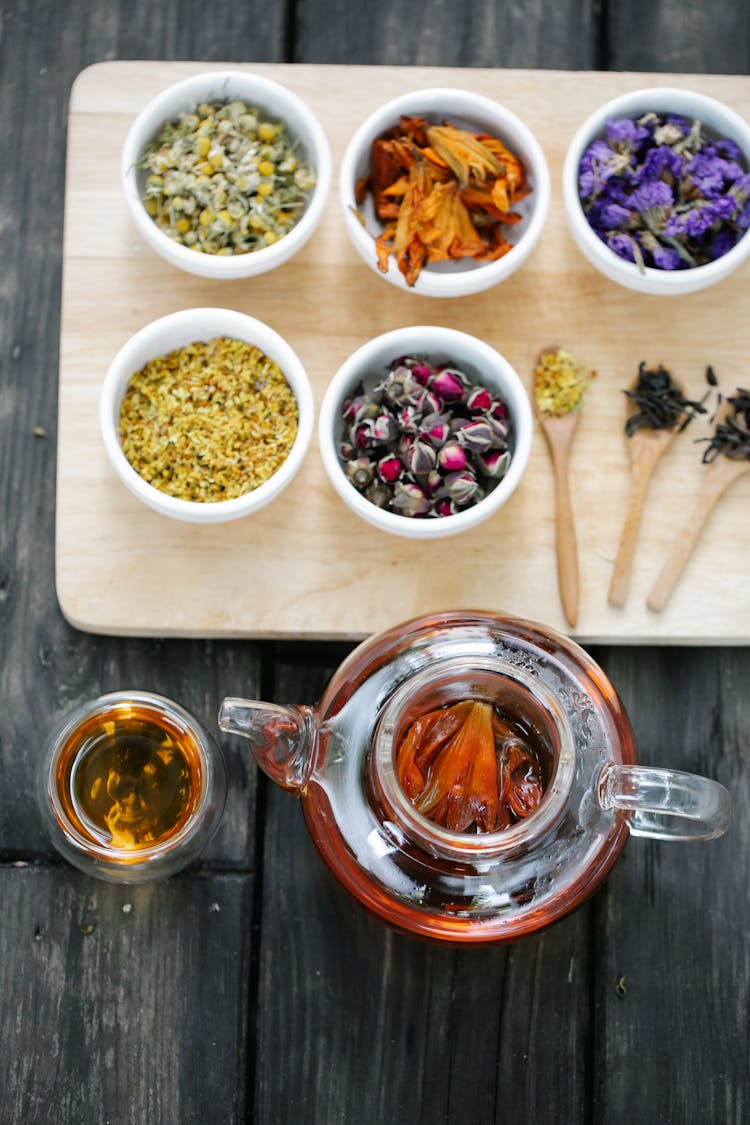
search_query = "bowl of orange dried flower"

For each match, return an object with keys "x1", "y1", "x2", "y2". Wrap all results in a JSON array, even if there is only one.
[
  {"x1": 339, "y1": 88, "x2": 550, "y2": 298},
  {"x1": 100, "y1": 308, "x2": 314, "y2": 523}
]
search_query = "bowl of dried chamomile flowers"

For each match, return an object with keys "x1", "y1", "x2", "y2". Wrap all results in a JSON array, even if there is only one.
[{"x1": 122, "y1": 70, "x2": 332, "y2": 280}]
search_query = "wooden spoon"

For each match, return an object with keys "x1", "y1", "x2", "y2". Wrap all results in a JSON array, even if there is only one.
[
  {"x1": 533, "y1": 348, "x2": 581, "y2": 629},
  {"x1": 608, "y1": 408, "x2": 679, "y2": 607},
  {"x1": 647, "y1": 455, "x2": 749, "y2": 612}
]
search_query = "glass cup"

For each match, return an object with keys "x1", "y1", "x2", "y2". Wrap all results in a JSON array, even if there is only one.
[{"x1": 39, "y1": 690, "x2": 226, "y2": 883}]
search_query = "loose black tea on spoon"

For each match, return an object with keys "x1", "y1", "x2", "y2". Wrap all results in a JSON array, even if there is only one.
[{"x1": 623, "y1": 361, "x2": 708, "y2": 437}]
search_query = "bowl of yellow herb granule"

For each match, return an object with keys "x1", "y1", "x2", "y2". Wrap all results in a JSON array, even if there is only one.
[
  {"x1": 122, "y1": 71, "x2": 332, "y2": 280},
  {"x1": 100, "y1": 308, "x2": 314, "y2": 522}
]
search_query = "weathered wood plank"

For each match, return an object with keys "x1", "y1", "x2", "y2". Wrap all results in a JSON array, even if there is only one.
[
  {"x1": 253, "y1": 650, "x2": 591, "y2": 1124},
  {"x1": 0, "y1": 865, "x2": 253, "y2": 1125},
  {"x1": 607, "y1": 0, "x2": 750, "y2": 74},
  {"x1": 590, "y1": 644, "x2": 750, "y2": 1124},
  {"x1": 0, "y1": 2, "x2": 284, "y2": 855},
  {"x1": 294, "y1": 0, "x2": 598, "y2": 69}
]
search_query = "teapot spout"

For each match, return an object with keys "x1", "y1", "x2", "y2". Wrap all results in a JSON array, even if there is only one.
[{"x1": 218, "y1": 698, "x2": 316, "y2": 793}]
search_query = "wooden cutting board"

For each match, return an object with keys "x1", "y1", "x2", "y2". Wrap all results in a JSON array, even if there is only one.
[{"x1": 57, "y1": 61, "x2": 750, "y2": 642}]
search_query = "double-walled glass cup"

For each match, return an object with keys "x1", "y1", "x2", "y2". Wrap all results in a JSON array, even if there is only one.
[{"x1": 39, "y1": 691, "x2": 226, "y2": 883}]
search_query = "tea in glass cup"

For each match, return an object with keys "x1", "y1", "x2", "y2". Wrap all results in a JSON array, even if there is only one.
[{"x1": 39, "y1": 691, "x2": 226, "y2": 882}]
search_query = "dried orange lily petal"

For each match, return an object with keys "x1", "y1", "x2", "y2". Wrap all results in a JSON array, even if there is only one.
[
  {"x1": 396, "y1": 700, "x2": 550, "y2": 834},
  {"x1": 362, "y1": 114, "x2": 529, "y2": 286},
  {"x1": 425, "y1": 125, "x2": 503, "y2": 188}
]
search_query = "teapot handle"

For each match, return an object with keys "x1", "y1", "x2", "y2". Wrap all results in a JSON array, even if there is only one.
[
  {"x1": 598, "y1": 763, "x2": 730, "y2": 841},
  {"x1": 218, "y1": 698, "x2": 316, "y2": 793}
]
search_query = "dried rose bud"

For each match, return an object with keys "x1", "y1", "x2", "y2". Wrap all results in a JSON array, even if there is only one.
[
  {"x1": 457, "y1": 419, "x2": 493, "y2": 454},
  {"x1": 410, "y1": 363, "x2": 432, "y2": 385},
  {"x1": 419, "y1": 413, "x2": 451, "y2": 448},
  {"x1": 406, "y1": 439, "x2": 437, "y2": 476},
  {"x1": 419, "y1": 390, "x2": 442, "y2": 416},
  {"x1": 437, "y1": 442, "x2": 467, "y2": 472},
  {"x1": 477, "y1": 449, "x2": 511, "y2": 479},
  {"x1": 435, "y1": 497, "x2": 459, "y2": 517},
  {"x1": 444, "y1": 469, "x2": 479, "y2": 506},
  {"x1": 397, "y1": 405, "x2": 420, "y2": 433},
  {"x1": 486, "y1": 415, "x2": 510, "y2": 447},
  {"x1": 345, "y1": 457, "x2": 376, "y2": 489},
  {"x1": 430, "y1": 368, "x2": 466, "y2": 400},
  {"x1": 489, "y1": 399, "x2": 509, "y2": 420},
  {"x1": 424, "y1": 469, "x2": 443, "y2": 496},
  {"x1": 398, "y1": 432, "x2": 415, "y2": 458},
  {"x1": 365, "y1": 480, "x2": 392, "y2": 508},
  {"x1": 339, "y1": 441, "x2": 357, "y2": 461},
  {"x1": 392, "y1": 480, "x2": 431, "y2": 516},
  {"x1": 377, "y1": 454, "x2": 403, "y2": 483},
  {"x1": 465, "y1": 386, "x2": 493, "y2": 413},
  {"x1": 372, "y1": 413, "x2": 400, "y2": 443},
  {"x1": 353, "y1": 421, "x2": 375, "y2": 449},
  {"x1": 382, "y1": 371, "x2": 424, "y2": 408}
]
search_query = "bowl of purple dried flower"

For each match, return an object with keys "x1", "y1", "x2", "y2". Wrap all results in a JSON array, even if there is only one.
[
  {"x1": 562, "y1": 86, "x2": 750, "y2": 295},
  {"x1": 318, "y1": 326, "x2": 532, "y2": 539}
]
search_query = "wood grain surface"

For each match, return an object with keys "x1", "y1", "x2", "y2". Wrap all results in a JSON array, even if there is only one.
[
  {"x1": 57, "y1": 62, "x2": 750, "y2": 643},
  {"x1": 2, "y1": 2, "x2": 749, "y2": 1124}
]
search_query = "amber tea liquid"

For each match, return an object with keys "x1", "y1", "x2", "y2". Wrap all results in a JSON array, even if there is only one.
[{"x1": 55, "y1": 702, "x2": 203, "y2": 851}]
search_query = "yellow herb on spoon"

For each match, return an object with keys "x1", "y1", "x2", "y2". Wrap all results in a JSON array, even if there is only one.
[{"x1": 533, "y1": 348, "x2": 594, "y2": 628}]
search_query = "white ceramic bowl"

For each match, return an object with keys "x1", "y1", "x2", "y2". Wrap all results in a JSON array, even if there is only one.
[
  {"x1": 562, "y1": 86, "x2": 750, "y2": 296},
  {"x1": 121, "y1": 70, "x2": 332, "y2": 280},
  {"x1": 318, "y1": 326, "x2": 532, "y2": 539},
  {"x1": 339, "y1": 88, "x2": 550, "y2": 298},
  {"x1": 100, "y1": 308, "x2": 314, "y2": 523}
]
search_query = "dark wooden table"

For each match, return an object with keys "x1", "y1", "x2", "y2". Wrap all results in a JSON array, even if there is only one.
[{"x1": 2, "y1": 3, "x2": 748, "y2": 1122}]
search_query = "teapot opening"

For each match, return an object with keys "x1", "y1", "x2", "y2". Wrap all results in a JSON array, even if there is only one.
[{"x1": 369, "y1": 656, "x2": 577, "y2": 862}]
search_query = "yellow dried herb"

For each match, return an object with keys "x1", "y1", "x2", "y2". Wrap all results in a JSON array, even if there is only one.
[
  {"x1": 119, "y1": 336, "x2": 298, "y2": 502},
  {"x1": 534, "y1": 348, "x2": 594, "y2": 416}
]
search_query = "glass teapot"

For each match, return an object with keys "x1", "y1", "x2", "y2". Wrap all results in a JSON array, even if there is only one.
[{"x1": 219, "y1": 612, "x2": 729, "y2": 944}]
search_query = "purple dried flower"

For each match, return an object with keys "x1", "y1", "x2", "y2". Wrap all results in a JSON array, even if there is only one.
[
  {"x1": 391, "y1": 481, "x2": 431, "y2": 517},
  {"x1": 377, "y1": 454, "x2": 403, "y2": 483},
  {"x1": 651, "y1": 244, "x2": 684, "y2": 270},
  {"x1": 437, "y1": 442, "x2": 467, "y2": 472},
  {"x1": 435, "y1": 498, "x2": 458, "y2": 517},
  {"x1": 342, "y1": 395, "x2": 378, "y2": 425},
  {"x1": 606, "y1": 116, "x2": 650, "y2": 148},
  {"x1": 579, "y1": 110, "x2": 750, "y2": 270},
  {"x1": 628, "y1": 179, "x2": 673, "y2": 213}
]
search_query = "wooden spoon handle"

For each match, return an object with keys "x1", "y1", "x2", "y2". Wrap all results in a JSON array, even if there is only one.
[
  {"x1": 608, "y1": 459, "x2": 656, "y2": 608},
  {"x1": 552, "y1": 450, "x2": 579, "y2": 628},
  {"x1": 647, "y1": 460, "x2": 748, "y2": 612}
]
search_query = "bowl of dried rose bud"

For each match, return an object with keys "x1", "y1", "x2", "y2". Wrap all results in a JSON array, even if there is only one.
[
  {"x1": 318, "y1": 326, "x2": 533, "y2": 539},
  {"x1": 100, "y1": 308, "x2": 314, "y2": 523},
  {"x1": 339, "y1": 88, "x2": 550, "y2": 298},
  {"x1": 121, "y1": 70, "x2": 332, "y2": 280},
  {"x1": 563, "y1": 86, "x2": 750, "y2": 296}
]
